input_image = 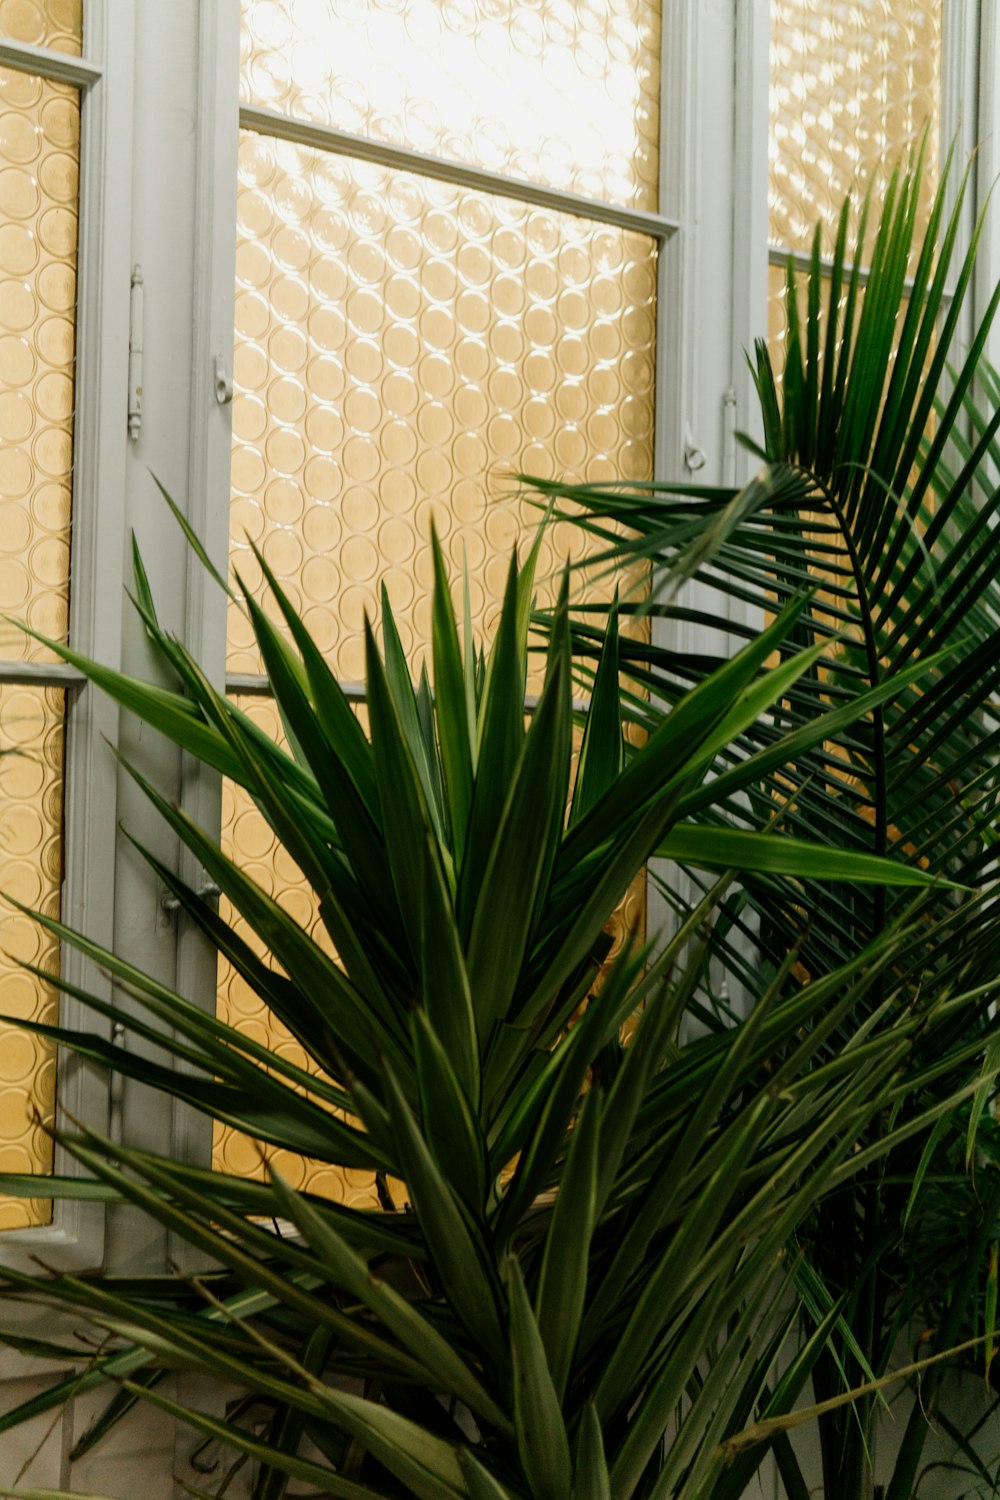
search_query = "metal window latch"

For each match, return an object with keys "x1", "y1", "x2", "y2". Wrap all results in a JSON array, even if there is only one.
[
  {"x1": 160, "y1": 879, "x2": 222, "y2": 915},
  {"x1": 127, "y1": 264, "x2": 143, "y2": 439},
  {"x1": 683, "y1": 421, "x2": 706, "y2": 473},
  {"x1": 214, "y1": 354, "x2": 233, "y2": 405}
]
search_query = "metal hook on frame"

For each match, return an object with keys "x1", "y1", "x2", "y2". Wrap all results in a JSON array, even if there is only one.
[
  {"x1": 214, "y1": 355, "x2": 234, "y2": 405},
  {"x1": 683, "y1": 421, "x2": 706, "y2": 473},
  {"x1": 160, "y1": 879, "x2": 222, "y2": 915},
  {"x1": 127, "y1": 264, "x2": 143, "y2": 439}
]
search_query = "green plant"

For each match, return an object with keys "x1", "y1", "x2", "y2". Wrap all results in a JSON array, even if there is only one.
[
  {"x1": 0, "y1": 498, "x2": 971, "y2": 1499},
  {"x1": 527, "y1": 152, "x2": 1000, "y2": 1497}
]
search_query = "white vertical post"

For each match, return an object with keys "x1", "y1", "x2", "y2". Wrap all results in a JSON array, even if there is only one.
[
  {"x1": 648, "y1": 2, "x2": 768, "y2": 947},
  {"x1": 941, "y1": 0, "x2": 982, "y2": 364},
  {"x1": 731, "y1": 0, "x2": 771, "y2": 483},
  {"x1": 974, "y1": 0, "x2": 1000, "y2": 366},
  {"x1": 167, "y1": 0, "x2": 241, "y2": 1221},
  {"x1": 107, "y1": 0, "x2": 213, "y2": 1275},
  {"x1": 646, "y1": 4, "x2": 701, "y2": 954}
]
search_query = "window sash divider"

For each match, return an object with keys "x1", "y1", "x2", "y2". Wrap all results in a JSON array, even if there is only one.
[
  {"x1": 238, "y1": 102, "x2": 679, "y2": 241},
  {"x1": 0, "y1": 661, "x2": 86, "y2": 689},
  {"x1": 0, "y1": 36, "x2": 102, "y2": 88},
  {"x1": 768, "y1": 241, "x2": 954, "y2": 304},
  {"x1": 226, "y1": 671, "x2": 365, "y2": 703},
  {"x1": 223, "y1": 673, "x2": 588, "y2": 717}
]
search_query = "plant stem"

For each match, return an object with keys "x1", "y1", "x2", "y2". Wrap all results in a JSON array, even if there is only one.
[
  {"x1": 883, "y1": 1170, "x2": 1000, "y2": 1500},
  {"x1": 813, "y1": 487, "x2": 888, "y2": 1500}
]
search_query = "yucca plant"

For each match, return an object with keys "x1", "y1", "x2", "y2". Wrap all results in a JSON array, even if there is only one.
[
  {"x1": 527, "y1": 151, "x2": 1000, "y2": 1497},
  {"x1": 0, "y1": 492, "x2": 975, "y2": 1500}
]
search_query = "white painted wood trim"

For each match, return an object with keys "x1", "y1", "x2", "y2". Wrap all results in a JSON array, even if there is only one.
[
  {"x1": 239, "y1": 102, "x2": 680, "y2": 240},
  {"x1": 225, "y1": 671, "x2": 366, "y2": 702},
  {"x1": 168, "y1": 0, "x2": 242, "y2": 1262},
  {"x1": 0, "y1": 36, "x2": 102, "y2": 86},
  {"x1": 766, "y1": 243, "x2": 955, "y2": 304},
  {"x1": 653, "y1": 1, "x2": 696, "y2": 486},
  {"x1": 646, "y1": 1, "x2": 700, "y2": 960},
  {"x1": 973, "y1": 0, "x2": 1000, "y2": 366},
  {"x1": 731, "y1": 0, "x2": 771, "y2": 482},
  {"x1": 0, "y1": 663, "x2": 86, "y2": 687}
]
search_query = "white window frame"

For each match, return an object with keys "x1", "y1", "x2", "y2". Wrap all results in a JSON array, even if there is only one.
[{"x1": 0, "y1": 1, "x2": 133, "y2": 1271}]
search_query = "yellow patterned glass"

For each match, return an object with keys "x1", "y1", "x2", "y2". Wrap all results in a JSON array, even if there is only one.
[
  {"x1": 240, "y1": 0, "x2": 660, "y2": 212},
  {"x1": 770, "y1": 0, "x2": 942, "y2": 262},
  {"x1": 0, "y1": 685, "x2": 64, "y2": 1229},
  {"x1": 0, "y1": 0, "x2": 82, "y2": 55},
  {"x1": 229, "y1": 132, "x2": 657, "y2": 687},
  {"x1": 0, "y1": 66, "x2": 78, "y2": 664}
]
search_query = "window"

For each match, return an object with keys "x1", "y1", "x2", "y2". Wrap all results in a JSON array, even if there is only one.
[
  {"x1": 767, "y1": 2, "x2": 983, "y2": 373},
  {"x1": 0, "y1": 0, "x2": 992, "y2": 1261},
  {"x1": 213, "y1": 0, "x2": 666, "y2": 1198},
  {"x1": 0, "y1": 2, "x2": 996, "y2": 1492},
  {"x1": 0, "y1": 10, "x2": 83, "y2": 1232},
  {"x1": 0, "y1": 0, "x2": 130, "y2": 1266}
]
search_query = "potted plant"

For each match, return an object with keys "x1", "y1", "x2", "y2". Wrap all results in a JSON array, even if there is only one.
[
  {"x1": 0, "y1": 483, "x2": 983, "y2": 1498},
  {"x1": 527, "y1": 154, "x2": 1000, "y2": 1498}
]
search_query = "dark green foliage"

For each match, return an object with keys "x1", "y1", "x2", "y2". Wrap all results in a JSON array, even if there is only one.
[
  {"x1": 0, "y1": 492, "x2": 967, "y2": 1500},
  {"x1": 528, "y1": 155, "x2": 1000, "y2": 1497}
]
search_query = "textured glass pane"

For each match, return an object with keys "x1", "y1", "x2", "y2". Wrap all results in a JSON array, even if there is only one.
[
  {"x1": 240, "y1": 0, "x2": 660, "y2": 212},
  {"x1": 0, "y1": 684, "x2": 64, "y2": 1230},
  {"x1": 770, "y1": 0, "x2": 941, "y2": 260},
  {"x1": 0, "y1": 66, "x2": 78, "y2": 664},
  {"x1": 229, "y1": 133, "x2": 656, "y2": 688},
  {"x1": 0, "y1": 0, "x2": 82, "y2": 55}
]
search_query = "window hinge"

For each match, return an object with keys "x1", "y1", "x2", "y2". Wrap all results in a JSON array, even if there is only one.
[
  {"x1": 160, "y1": 878, "x2": 222, "y2": 915},
  {"x1": 127, "y1": 263, "x2": 143, "y2": 439}
]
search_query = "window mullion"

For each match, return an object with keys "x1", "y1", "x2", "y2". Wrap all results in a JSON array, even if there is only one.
[
  {"x1": 648, "y1": 3, "x2": 766, "y2": 1042},
  {"x1": 973, "y1": 1, "x2": 1000, "y2": 366},
  {"x1": 168, "y1": 0, "x2": 242, "y2": 1237},
  {"x1": 646, "y1": 0, "x2": 700, "y2": 992},
  {"x1": 940, "y1": 0, "x2": 981, "y2": 366},
  {"x1": 730, "y1": 0, "x2": 770, "y2": 482}
]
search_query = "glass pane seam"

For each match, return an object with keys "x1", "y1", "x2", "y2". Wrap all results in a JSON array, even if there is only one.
[
  {"x1": 239, "y1": 106, "x2": 678, "y2": 242},
  {"x1": 0, "y1": 39, "x2": 100, "y2": 87},
  {"x1": 767, "y1": 242, "x2": 949, "y2": 303},
  {"x1": 222, "y1": 679, "x2": 590, "y2": 716},
  {"x1": 0, "y1": 665, "x2": 85, "y2": 687},
  {"x1": 225, "y1": 672, "x2": 364, "y2": 702}
]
